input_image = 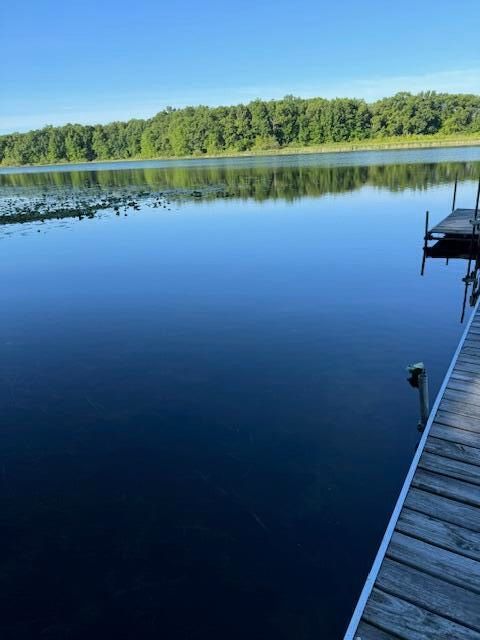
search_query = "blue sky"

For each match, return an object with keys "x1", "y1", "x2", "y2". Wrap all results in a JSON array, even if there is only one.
[{"x1": 2, "y1": 0, "x2": 479, "y2": 134}]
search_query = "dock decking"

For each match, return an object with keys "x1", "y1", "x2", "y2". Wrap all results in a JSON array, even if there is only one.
[
  {"x1": 429, "y1": 208, "x2": 479, "y2": 238},
  {"x1": 345, "y1": 301, "x2": 480, "y2": 640}
]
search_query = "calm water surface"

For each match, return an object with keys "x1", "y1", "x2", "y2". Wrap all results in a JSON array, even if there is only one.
[{"x1": 1, "y1": 147, "x2": 480, "y2": 639}]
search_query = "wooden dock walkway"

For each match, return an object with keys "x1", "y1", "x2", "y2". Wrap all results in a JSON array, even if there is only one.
[{"x1": 344, "y1": 301, "x2": 480, "y2": 640}]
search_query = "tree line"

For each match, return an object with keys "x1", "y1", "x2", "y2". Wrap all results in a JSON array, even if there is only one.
[{"x1": 1, "y1": 92, "x2": 480, "y2": 166}]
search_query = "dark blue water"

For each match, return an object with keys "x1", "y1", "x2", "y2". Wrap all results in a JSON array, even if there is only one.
[{"x1": 1, "y1": 148, "x2": 480, "y2": 639}]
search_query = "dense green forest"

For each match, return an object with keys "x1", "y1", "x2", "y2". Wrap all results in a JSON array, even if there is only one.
[{"x1": 1, "y1": 92, "x2": 480, "y2": 166}]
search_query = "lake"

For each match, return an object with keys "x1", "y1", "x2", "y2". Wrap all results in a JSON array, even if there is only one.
[{"x1": 1, "y1": 146, "x2": 480, "y2": 639}]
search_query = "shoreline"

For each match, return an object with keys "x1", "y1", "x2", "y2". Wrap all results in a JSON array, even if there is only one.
[{"x1": 1, "y1": 136, "x2": 480, "y2": 171}]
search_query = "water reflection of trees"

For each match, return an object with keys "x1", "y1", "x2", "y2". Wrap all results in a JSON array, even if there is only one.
[{"x1": 1, "y1": 161, "x2": 479, "y2": 202}]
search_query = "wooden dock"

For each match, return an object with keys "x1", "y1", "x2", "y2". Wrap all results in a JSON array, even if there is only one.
[
  {"x1": 429, "y1": 208, "x2": 479, "y2": 238},
  {"x1": 344, "y1": 301, "x2": 480, "y2": 640}
]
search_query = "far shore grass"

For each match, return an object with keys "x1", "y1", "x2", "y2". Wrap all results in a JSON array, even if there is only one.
[{"x1": 2, "y1": 133, "x2": 480, "y2": 171}]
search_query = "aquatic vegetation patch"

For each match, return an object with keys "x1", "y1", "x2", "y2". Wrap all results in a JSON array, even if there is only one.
[{"x1": 0, "y1": 185, "x2": 233, "y2": 227}]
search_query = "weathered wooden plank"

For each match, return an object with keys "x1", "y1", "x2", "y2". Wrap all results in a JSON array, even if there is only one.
[
  {"x1": 451, "y1": 372, "x2": 480, "y2": 389},
  {"x1": 435, "y1": 219, "x2": 473, "y2": 224},
  {"x1": 463, "y1": 333, "x2": 480, "y2": 342},
  {"x1": 433, "y1": 218, "x2": 472, "y2": 223},
  {"x1": 454, "y1": 369, "x2": 480, "y2": 383},
  {"x1": 447, "y1": 377, "x2": 480, "y2": 397},
  {"x1": 453, "y1": 365, "x2": 480, "y2": 376},
  {"x1": 376, "y1": 558, "x2": 480, "y2": 631},
  {"x1": 462, "y1": 331, "x2": 480, "y2": 339},
  {"x1": 363, "y1": 589, "x2": 480, "y2": 640},
  {"x1": 465, "y1": 332, "x2": 480, "y2": 341},
  {"x1": 461, "y1": 350, "x2": 480, "y2": 361},
  {"x1": 439, "y1": 398, "x2": 480, "y2": 420},
  {"x1": 405, "y1": 488, "x2": 480, "y2": 532},
  {"x1": 458, "y1": 362, "x2": 480, "y2": 380},
  {"x1": 433, "y1": 228, "x2": 477, "y2": 235},
  {"x1": 426, "y1": 436, "x2": 480, "y2": 466},
  {"x1": 465, "y1": 320, "x2": 480, "y2": 329},
  {"x1": 464, "y1": 314, "x2": 480, "y2": 326},
  {"x1": 397, "y1": 508, "x2": 480, "y2": 561},
  {"x1": 434, "y1": 215, "x2": 473, "y2": 221},
  {"x1": 355, "y1": 621, "x2": 400, "y2": 639},
  {"x1": 461, "y1": 341, "x2": 480, "y2": 350},
  {"x1": 457, "y1": 363, "x2": 480, "y2": 374},
  {"x1": 412, "y1": 468, "x2": 480, "y2": 507},
  {"x1": 463, "y1": 345, "x2": 480, "y2": 356},
  {"x1": 419, "y1": 451, "x2": 480, "y2": 485},
  {"x1": 458, "y1": 350, "x2": 480, "y2": 364},
  {"x1": 459, "y1": 342, "x2": 480, "y2": 352},
  {"x1": 387, "y1": 532, "x2": 480, "y2": 594},
  {"x1": 458, "y1": 355, "x2": 480, "y2": 368},
  {"x1": 460, "y1": 347, "x2": 480, "y2": 358},
  {"x1": 435, "y1": 410, "x2": 480, "y2": 434},
  {"x1": 435, "y1": 226, "x2": 475, "y2": 231},
  {"x1": 458, "y1": 356, "x2": 480, "y2": 370},
  {"x1": 444, "y1": 388, "x2": 480, "y2": 406},
  {"x1": 431, "y1": 423, "x2": 480, "y2": 448},
  {"x1": 454, "y1": 362, "x2": 480, "y2": 376},
  {"x1": 433, "y1": 216, "x2": 473, "y2": 223},
  {"x1": 431, "y1": 217, "x2": 479, "y2": 235},
  {"x1": 452, "y1": 369, "x2": 480, "y2": 381}
]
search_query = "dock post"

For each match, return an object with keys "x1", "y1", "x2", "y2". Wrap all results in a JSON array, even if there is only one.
[
  {"x1": 474, "y1": 178, "x2": 480, "y2": 264},
  {"x1": 452, "y1": 175, "x2": 458, "y2": 212},
  {"x1": 407, "y1": 363, "x2": 430, "y2": 432},
  {"x1": 466, "y1": 179, "x2": 480, "y2": 279},
  {"x1": 421, "y1": 210, "x2": 429, "y2": 275},
  {"x1": 475, "y1": 177, "x2": 480, "y2": 220},
  {"x1": 418, "y1": 368, "x2": 429, "y2": 431},
  {"x1": 461, "y1": 279, "x2": 469, "y2": 323}
]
